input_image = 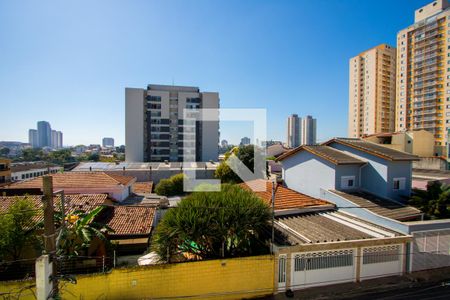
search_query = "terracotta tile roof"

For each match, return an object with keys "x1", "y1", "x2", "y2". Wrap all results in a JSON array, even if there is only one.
[
  {"x1": 332, "y1": 190, "x2": 423, "y2": 221},
  {"x1": 0, "y1": 194, "x2": 109, "y2": 223},
  {"x1": 101, "y1": 206, "x2": 155, "y2": 236},
  {"x1": 11, "y1": 162, "x2": 60, "y2": 173},
  {"x1": 133, "y1": 182, "x2": 153, "y2": 194},
  {"x1": 240, "y1": 180, "x2": 333, "y2": 211},
  {"x1": 276, "y1": 145, "x2": 366, "y2": 165},
  {"x1": 4, "y1": 172, "x2": 136, "y2": 190},
  {"x1": 323, "y1": 138, "x2": 420, "y2": 161}
]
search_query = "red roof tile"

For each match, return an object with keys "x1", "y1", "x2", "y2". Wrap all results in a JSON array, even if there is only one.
[
  {"x1": 240, "y1": 180, "x2": 333, "y2": 211},
  {"x1": 102, "y1": 206, "x2": 155, "y2": 236},
  {"x1": 133, "y1": 182, "x2": 153, "y2": 194},
  {"x1": 5, "y1": 172, "x2": 136, "y2": 190}
]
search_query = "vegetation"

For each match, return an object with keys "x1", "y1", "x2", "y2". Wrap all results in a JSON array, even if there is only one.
[
  {"x1": 0, "y1": 147, "x2": 10, "y2": 157},
  {"x1": 0, "y1": 198, "x2": 42, "y2": 261},
  {"x1": 151, "y1": 184, "x2": 271, "y2": 262},
  {"x1": 410, "y1": 181, "x2": 450, "y2": 219},
  {"x1": 56, "y1": 206, "x2": 113, "y2": 258},
  {"x1": 154, "y1": 173, "x2": 186, "y2": 196},
  {"x1": 215, "y1": 145, "x2": 267, "y2": 183}
]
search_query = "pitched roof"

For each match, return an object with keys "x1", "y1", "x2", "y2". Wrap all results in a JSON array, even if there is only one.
[
  {"x1": 10, "y1": 162, "x2": 60, "y2": 173},
  {"x1": 133, "y1": 182, "x2": 154, "y2": 194},
  {"x1": 101, "y1": 206, "x2": 155, "y2": 236},
  {"x1": 240, "y1": 180, "x2": 333, "y2": 211},
  {"x1": 276, "y1": 145, "x2": 366, "y2": 165},
  {"x1": 4, "y1": 172, "x2": 136, "y2": 190},
  {"x1": 0, "y1": 194, "x2": 109, "y2": 223},
  {"x1": 323, "y1": 138, "x2": 420, "y2": 161},
  {"x1": 275, "y1": 210, "x2": 403, "y2": 245},
  {"x1": 331, "y1": 190, "x2": 422, "y2": 221}
]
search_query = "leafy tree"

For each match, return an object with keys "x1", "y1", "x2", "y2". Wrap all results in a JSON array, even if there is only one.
[
  {"x1": 48, "y1": 149, "x2": 75, "y2": 164},
  {"x1": 215, "y1": 145, "x2": 267, "y2": 183},
  {"x1": 151, "y1": 184, "x2": 271, "y2": 262},
  {"x1": 410, "y1": 181, "x2": 450, "y2": 219},
  {"x1": 21, "y1": 148, "x2": 47, "y2": 162},
  {"x1": 56, "y1": 206, "x2": 113, "y2": 258},
  {"x1": 154, "y1": 173, "x2": 186, "y2": 196},
  {"x1": 88, "y1": 153, "x2": 100, "y2": 162},
  {"x1": 0, "y1": 147, "x2": 10, "y2": 157},
  {"x1": 0, "y1": 198, "x2": 42, "y2": 261}
]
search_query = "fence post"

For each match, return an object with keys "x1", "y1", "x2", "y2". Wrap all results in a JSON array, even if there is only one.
[
  {"x1": 36, "y1": 255, "x2": 52, "y2": 300},
  {"x1": 102, "y1": 256, "x2": 105, "y2": 273}
]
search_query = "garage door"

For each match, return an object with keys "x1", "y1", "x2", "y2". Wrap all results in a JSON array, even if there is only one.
[{"x1": 291, "y1": 249, "x2": 356, "y2": 289}]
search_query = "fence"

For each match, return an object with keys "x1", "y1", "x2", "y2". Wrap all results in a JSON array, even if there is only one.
[
  {"x1": 0, "y1": 255, "x2": 275, "y2": 300},
  {"x1": 411, "y1": 229, "x2": 450, "y2": 271}
]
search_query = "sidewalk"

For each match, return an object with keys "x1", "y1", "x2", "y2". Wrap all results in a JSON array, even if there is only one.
[{"x1": 257, "y1": 267, "x2": 450, "y2": 300}]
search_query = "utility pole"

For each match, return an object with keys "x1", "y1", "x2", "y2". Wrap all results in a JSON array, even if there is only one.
[
  {"x1": 271, "y1": 180, "x2": 275, "y2": 254},
  {"x1": 42, "y1": 175, "x2": 58, "y2": 297}
]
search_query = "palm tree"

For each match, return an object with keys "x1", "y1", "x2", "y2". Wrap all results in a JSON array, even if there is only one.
[
  {"x1": 410, "y1": 181, "x2": 450, "y2": 219},
  {"x1": 151, "y1": 184, "x2": 271, "y2": 262},
  {"x1": 56, "y1": 206, "x2": 113, "y2": 258}
]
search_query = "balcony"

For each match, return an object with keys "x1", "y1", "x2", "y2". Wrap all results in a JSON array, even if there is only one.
[
  {"x1": 414, "y1": 80, "x2": 438, "y2": 90},
  {"x1": 414, "y1": 66, "x2": 438, "y2": 76},
  {"x1": 415, "y1": 44, "x2": 438, "y2": 56}
]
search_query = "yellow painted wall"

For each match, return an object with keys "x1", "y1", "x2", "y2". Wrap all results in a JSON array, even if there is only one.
[
  {"x1": 0, "y1": 255, "x2": 274, "y2": 300},
  {"x1": 0, "y1": 280, "x2": 36, "y2": 300},
  {"x1": 63, "y1": 255, "x2": 274, "y2": 299}
]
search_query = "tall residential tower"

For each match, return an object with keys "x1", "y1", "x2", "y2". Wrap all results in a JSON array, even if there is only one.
[
  {"x1": 396, "y1": 0, "x2": 450, "y2": 155},
  {"x1": 300, "y1": 115, "x2": 317, "y2": 145},
  {"x1": 125, "y1": 84, "x2": 219, "y2": 162},
  {"x1": 287, "y1": 114, "x2": 301, "y2": 148},
  {"x1": 348, "y1": 44, "x2": 396, "y2": 138}
]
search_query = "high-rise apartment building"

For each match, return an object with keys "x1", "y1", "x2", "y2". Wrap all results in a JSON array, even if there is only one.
[
  {"x1": 125, "y1": 84, "x2": 219, "y2": 162},
  {"x1": 287, "y1": 114, "x2": 301, "y2": 148},
  {"x1": 102, "y1": 137, "x2": 115, "y2": 148},
  {"x1": 240, "y1": 137, "x2": 251, "y2": 146},
  {"x1": 51, "y1": 130, "x2": 63, "y2": 149},
  {"x1": 300, "y1": 115, "x2": 317, "y2": 145},
  {"x1": 396, "y1": 0, "x2": 450, "y2": 155},
  {"x1": 348, "y1": 44, "x2": 396, "y2": 138},
  {"x1": 28, "y1": 129, "x2": 38, "y2": 148},
  {"x1": 37, "y1": 121, "x2": 52, "y2": 148}
]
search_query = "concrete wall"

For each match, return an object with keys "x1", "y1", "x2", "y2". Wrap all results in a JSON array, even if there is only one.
[
  {"x1": 413, "y1": 157, "x2": 447, "y2": 171},
  {"x1": 125, "y1": 88, "x2": 145, "y2": 162},
  {"x1": 281, "y1": 151, "x2": 336, "y2": 198},
  {"x1": 335, "y1": 164, "x2": 361, "y2": 191},
  {"x1": 200, "y1": 92, "x2": 220, "y2": 162},
  {"x1": 386, "y1": 160, "x2": 412, "y2": 200}
]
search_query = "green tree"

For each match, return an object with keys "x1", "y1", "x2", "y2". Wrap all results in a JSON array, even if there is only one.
[
  {"x1": 215, "y1": 145, "x2": 267, "y2": 183},
  {"x1": 154, "y1": 173, "x2": 186, "y2": 196},
  {"x1": 410, "y1": 181, "x2": 450, "y2": 219},
  {"x1": 56, "y1": 206, "x2": 113, "y2": 258},
  {"x1": 48, "y1": 149, "x2": 75, "y2": 164},
  {"x1": 21, "y1": 148, "x2": 47, "y2": 162},
  {"x1": 151, "y1": 184, "x2": 271, "y2": 262},
  {"x1": 0, "y1": 197, "x2": 42, "y2": 261},
  {"x1": 88, "y1": 153, "x2": 100, "y2": 162},
  {"x1": 0, "y1": 147, "x2": 10, "y2": 157}
]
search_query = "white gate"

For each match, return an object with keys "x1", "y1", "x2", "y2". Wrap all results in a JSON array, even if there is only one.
[
  {"x1": 277, "y1": 255, "x2": 287, "y2": 290},
  {"x1": 360, "y1": 244, "x2": 402, "y2": 280},
  {"x1": 291, "y1": 249, "x2": 356, "y2": 289},
  {"x1": 411, "y1": 229, "x2": 450, "y2": 271}
]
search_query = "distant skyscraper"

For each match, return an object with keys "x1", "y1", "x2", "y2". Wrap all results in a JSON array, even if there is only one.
[
  {"x1": 28, "y1": 129, "x2": 38, "y2": 148},
  {"x1": 125, "y1": 84, "x2": 219, "y2": 162},
  {"x1": 102, "y1": 137, "x2": 115, "y2": 148},
  {"x1": 37, "y1": 121, "x2": 52, "y2": 148},
  {"x1": 57, "y1": 131, "x2": 63, "y2": 148},
  {"x1": 348, "y1": 44, "x2": 396, "y2": 138},
  {"x1": 300, "y1": 115, "x2": 317, "y2": 145},
  {"x1": 287, "y1": 114, "x2": 301, "y2": 148},
  {"x1": 240, "y1": 137, "x2": 251, "y2": 146},
  {"x1": 221, "y1": 139, "x2": 228, "y2": 148}
]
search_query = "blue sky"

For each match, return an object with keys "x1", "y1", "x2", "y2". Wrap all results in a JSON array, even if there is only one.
[{"x1": 0, "y1": 0, "x2": 431, "y2": 146}]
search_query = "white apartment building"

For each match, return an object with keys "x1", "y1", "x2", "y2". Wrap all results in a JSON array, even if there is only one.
[
  {"x1": 125, "y1": 84, "x2": 219, "y2": 162},
  {"x1": 300, "y1": 115, "x2": 317, "y2": 145}
]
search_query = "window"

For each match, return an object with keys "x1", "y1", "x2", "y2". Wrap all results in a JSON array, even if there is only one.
[
  {"x1": 341, "y1": 176, "x2": 356, "y2": 189},
  {"x1": 393, "y1": 178, "x2": 406, "y2": 191}
]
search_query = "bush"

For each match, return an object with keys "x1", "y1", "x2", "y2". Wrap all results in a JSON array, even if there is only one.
[
  {"x1": 151, "y1": 184, "x2": 271, "y2": 262},
  {"x1": 154, "y1": 173, "x2": 186, "y2": 196}
]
